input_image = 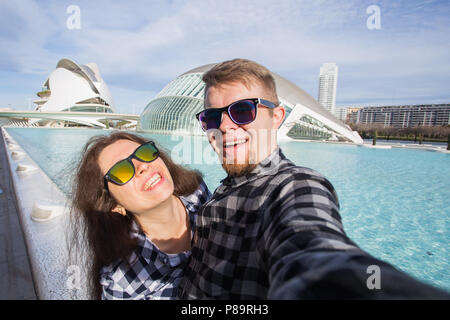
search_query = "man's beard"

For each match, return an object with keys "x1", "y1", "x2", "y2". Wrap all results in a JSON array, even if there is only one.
[
  {"x1": 222, "y1": 162, "x2": 258, "y2": 177},
  {"x1": 221, "y1": 147, "x2": 258, "y2": 177},
  {"x1": 208, "y1": 129, "x2": 266, "y2": 177}
]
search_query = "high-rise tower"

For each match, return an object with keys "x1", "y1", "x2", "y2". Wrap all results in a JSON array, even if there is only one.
[{"x1": 318, "y1": 63, "x2": 338, "y2": 115}]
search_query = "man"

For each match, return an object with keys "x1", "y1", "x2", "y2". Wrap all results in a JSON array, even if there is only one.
[{"x1": 178, "y1": 58, "x2": 449, "y2": 299}]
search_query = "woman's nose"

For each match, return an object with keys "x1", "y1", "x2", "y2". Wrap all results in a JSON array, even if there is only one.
[{"x1": 133, "y1": 159, "x2": 149, "y2": 177}]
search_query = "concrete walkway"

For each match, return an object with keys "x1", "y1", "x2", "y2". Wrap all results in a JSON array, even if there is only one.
[{"x1": 0, "y1": 130, "x2": 36, "y2": 299}]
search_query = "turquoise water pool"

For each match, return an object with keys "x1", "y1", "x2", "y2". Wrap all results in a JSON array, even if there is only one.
[{"x1": 6, "y1": 127, "x2": 450, "y2": 292}]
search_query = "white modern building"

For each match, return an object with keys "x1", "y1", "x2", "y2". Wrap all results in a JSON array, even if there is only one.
[
  {"x1": 32, "y1": 58, "x2": 116, "y2": 127},
  {"x1": 351, "y1": 104, "x2": 450, "y2": 127},
  {"x1": 318, "y1": 63, "x2": 338, "y2": 115},
  {"x1": 140, "y1": 63, "x2": 362, "y2": 143},
  {"x1": 334, "y1": 107, "x2": 348, "y2": 122}
]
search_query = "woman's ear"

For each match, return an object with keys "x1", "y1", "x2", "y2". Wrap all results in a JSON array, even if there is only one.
[{"x1": 111, "y1": 205, "x2": 127, "y2": 217}]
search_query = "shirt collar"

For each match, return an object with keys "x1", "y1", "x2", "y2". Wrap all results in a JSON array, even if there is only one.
[{"x1": 220, "y1": 147, "x2": 286, "y2": 188}]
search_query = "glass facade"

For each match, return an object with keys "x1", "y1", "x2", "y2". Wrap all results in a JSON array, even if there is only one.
[
  {"x1": 287, "y1": 115, "x2": 334, "y2": 140},
  {"x1": 63, "y1": 105, "x2": 113, "y2": 113},
  {"x1": 140, "y1": 73, "x2": 205, "y2": 134}
]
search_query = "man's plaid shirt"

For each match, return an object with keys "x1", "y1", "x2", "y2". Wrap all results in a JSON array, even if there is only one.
[
  {"x1": 179, "y1": 148, "x2": 449, "y2": 299},
  {"x1": 100, "y1": 181, "x2": 211, "y2": 300}
]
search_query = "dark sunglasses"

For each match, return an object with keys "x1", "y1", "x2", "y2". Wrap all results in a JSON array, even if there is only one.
[
  {"x1": 103, "y1": 141, "x2": 159, "y2": 190},
  {"x1": 195, "y1": 98, "x2": 278, "y2": 131}
]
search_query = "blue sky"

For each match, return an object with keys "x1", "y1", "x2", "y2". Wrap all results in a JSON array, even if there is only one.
[{"x1": 0, "y1": 0, "x2": 449, "y2": 114}]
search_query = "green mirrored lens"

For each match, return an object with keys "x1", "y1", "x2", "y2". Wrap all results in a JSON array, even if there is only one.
[
  {"x1": 135, "y1": 143, "x2": 158, "y2": 162},
  {"x1": 108, "y1": 160, "x2": 134, "y2": 184}
]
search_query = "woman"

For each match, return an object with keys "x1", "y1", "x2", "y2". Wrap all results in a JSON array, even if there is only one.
[{"x1": 70, "y1": 131, "x2": 210, "y2": 300}]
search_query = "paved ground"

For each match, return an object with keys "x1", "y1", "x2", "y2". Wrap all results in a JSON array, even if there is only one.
[{"x1": 0, "y1": 130, "x2": 36, "y2": 299}]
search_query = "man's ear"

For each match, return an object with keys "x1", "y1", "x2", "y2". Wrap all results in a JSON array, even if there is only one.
[
  {"x1": 111, "y1": 205, "x2": 127, "y2": 217},
  {"x1": 272, "y1": 105, "x2": 286, "y2": 129}
]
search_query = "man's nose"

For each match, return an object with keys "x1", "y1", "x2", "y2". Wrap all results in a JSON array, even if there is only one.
[{"x1": 219, "y1": 112, "x2": 238, "y2": 132}]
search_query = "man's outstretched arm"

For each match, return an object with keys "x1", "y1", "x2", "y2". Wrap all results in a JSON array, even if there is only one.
[{"x1": 262, "y1": 170, "x2": 449, "y2": 299}]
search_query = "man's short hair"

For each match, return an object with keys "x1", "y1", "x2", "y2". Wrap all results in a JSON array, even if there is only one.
[{"x1": 202, "y1": 58, "x2": 280, "y2": 105}]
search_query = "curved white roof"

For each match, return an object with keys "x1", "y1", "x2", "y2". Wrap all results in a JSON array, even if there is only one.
[{"x1": 38, "y1": 58, "x2": 115, "y2": 112}]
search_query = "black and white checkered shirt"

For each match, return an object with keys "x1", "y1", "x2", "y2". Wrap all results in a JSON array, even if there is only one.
[
  {"x1": 179, "y1": 148, "x2": 449, "y2": 299},
  {"x1": 100, "y1": 181, "x2": 211, "y2": 300}
]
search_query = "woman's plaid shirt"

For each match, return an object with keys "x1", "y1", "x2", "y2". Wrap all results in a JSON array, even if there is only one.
[
  {"x1": 100, "y1": 181, "x2": 211, "y2": 300},
  {"x1": 178, "y1": 148, "x2": 448, "y2": 299}
]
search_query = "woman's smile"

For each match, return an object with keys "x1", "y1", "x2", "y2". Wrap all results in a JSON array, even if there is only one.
[{"x1": 142, "y1": 172, "x2": 164, "y2": 191}]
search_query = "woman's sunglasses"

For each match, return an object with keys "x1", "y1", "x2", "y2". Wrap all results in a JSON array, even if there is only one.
[
  {"x1": 195, "y1": 98, "x2": 278, "y2": 131},
  {"x1": 103, "y1": 141, "x2": 160, "y2": 190}
]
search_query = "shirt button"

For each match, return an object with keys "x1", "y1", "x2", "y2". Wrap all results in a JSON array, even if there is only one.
[{"x1": 161, "y1": 256, "x2": 169, "y2": 264}]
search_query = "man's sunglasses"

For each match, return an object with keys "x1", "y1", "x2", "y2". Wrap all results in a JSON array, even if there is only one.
[
  {"x1": 195, "y1": 98, "x2": 278, "y2": 131},
  {"x1": 103, "y1": 141, "x2": 160, "y2": 190}
]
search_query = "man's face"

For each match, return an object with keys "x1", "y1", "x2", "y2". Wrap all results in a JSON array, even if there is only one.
[{"x1": 204, "y1": 81, "x2": 284, "y2": 176}]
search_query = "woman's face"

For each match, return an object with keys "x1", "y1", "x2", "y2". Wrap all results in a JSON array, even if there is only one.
[{"x1": 98, "y1": 139, "x2": 175, "y2": 215}]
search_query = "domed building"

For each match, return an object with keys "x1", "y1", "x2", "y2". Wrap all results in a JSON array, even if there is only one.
[
  {"x1": 140, "y1": 63, "x2": 362, "y2": 143},
  {"x1": 32, "y1": 58, "x2": 116, "y2": 127}
]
